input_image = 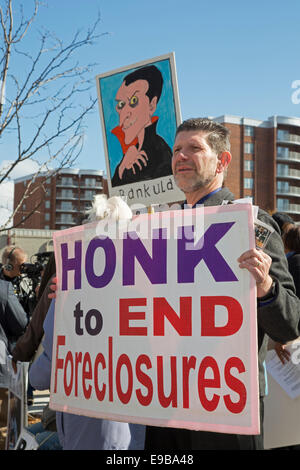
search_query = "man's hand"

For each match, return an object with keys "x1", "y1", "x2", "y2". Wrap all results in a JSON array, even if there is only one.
[
  {"x1": 237, "y1": 248, "x2": 273, "y2": 298},
  {"x1": 274, "y1": 342, "x2": 290, "y2": 365},
  {"x1": 119, "y1": 145, "x2": 148, "y2": 179},
  {"x1": 48, "y1": 276, "x2": 58, "y2": 300}
]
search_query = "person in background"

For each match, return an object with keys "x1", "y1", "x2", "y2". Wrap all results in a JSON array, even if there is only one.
[
  {"x1": 271, "y1": 212, "x2": 295, "y2": 235},
  {"x1": 11, "y1": 253, "x2": 56, "y2": 366},
  {"x1": 0, "y1": 246, "x2": 27, "y2": 283},
  {"x1": 274, "y1": 224, "x2": 300, "y2": 364}
]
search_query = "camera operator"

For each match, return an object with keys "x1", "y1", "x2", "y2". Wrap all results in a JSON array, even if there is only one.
[
  {"x1": 0, "y1": 245, "x2": 27, "y2": 282},
  {"x1": 1, "y1": 246, "x2": 42, "y2": 318},
  {"x1": 0, "y1": 246, "x2": 28, "y2": 427},
  {"x1": 0, "y1": 246, "x2": 28, "y2": 349}
]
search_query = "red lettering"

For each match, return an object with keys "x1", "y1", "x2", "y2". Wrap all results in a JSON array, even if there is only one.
[
  {"x1": 116, "y1": 354, "x2": 133, "y2": 404},
  {"x1": 94, "y1": 353, "x2": 106, "y2": 401},
  {"x1": 197, "y1": 356, "x2": 220, "y2": 411},
  {"x1": 74, "y1": 352, "x2": 82, "y2": 396},
  {"x1": 224, "y1": 357, "x2": 247, "y2": 413},
  {"x1": 54, "y1": 335, "x2": 65, "y2": 393},
  {"x1": 201, "y1": 296, "x2": 243, "y2": 336},
  {"x1": 108, "y1": 336, "x2": 113, "y2": 402},
  {"x1": 157, "y1": 356, "x2": 178, "y2": 408},
  {"x1": 64, "y1": 350, "x2": 74, "y2": 396},
  {"x1": 119, "y1": 298, "x2": 147, "y2": 336},
  {"x1": 182, "y1": 356, "x2": 196, "y2": 408},
  {"x1": 135, "y1": 354, "x2": 153, "y2": 406},
  {"x1": 82, "y1": 352, "x2": 93, "y2": 399},
  {"x1": 153, "y1": 297, "x2": 192, "y2": 336}
]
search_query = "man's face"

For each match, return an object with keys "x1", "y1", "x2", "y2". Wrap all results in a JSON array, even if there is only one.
[
  {"x1": 172, "y1": 130, "x2": 220, "y2": 194},
  {"x1": 4, "y1": 251, "x2": 27, "y2": 278},
  {"x1": 115, "y1": 79, "x2": 156, "y2": 145}
]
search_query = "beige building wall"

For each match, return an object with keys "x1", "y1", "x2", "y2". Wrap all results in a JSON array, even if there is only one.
[{"x1": 0, "y1": 228, "x2": 55, "y2": 262}]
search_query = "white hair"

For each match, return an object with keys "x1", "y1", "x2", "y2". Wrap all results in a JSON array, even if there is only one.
[{"x1": 84, "y1": 194, "x2": 132, "y2": 223}]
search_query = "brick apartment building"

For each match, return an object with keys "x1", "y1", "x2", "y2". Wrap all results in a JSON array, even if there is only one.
[
  {"x1": 14, "y1": 168, "x2": 108, "y2": 230},
  {"x1": 13, "y1": 114, "x2": 300, "y2": 229},
  {"x1": 212, "y1": 115, "x2": 300, "y2": 222}
]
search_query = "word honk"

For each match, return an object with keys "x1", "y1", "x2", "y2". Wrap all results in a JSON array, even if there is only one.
[{"x1": 60, "y1": 222, "x2": 237, "y2": 291}]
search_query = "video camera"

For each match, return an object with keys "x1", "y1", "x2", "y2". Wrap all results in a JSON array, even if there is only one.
[
  {"x1": 20, "y1": 262, "x2": 44, "y2": 278},
  {"x1": 13, "y1": 252, "x2": 52, "y2": 318}
]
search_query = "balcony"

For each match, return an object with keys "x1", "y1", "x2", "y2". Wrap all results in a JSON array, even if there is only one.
[
  {"x1": 277, "y1": 185, "x2": 300, "y2": 197},
  {"x1": 56, "y1": 192, "x2": 78, "y2": 200},
  {"x1": 80, "y1": 182, "x2": 103, "y2": 190},
  {"x1": 277, "y1": 168, "x2": 300, "y2": 180},
  {"x1": 277, "y1": 132, "x2": 300, "y2": 146},
  {"x1": 277, "y1": 202, "x2": 300, "y2": 214},
  {"x1": 56, "y1": 207, "x2": 78, "y2": 213},
  {"x1": 56, "y1": 218, "x2": 75, "y2": 225},
  {"x1": 277, "y1": 150, "x2": 300, "y2": 163}
]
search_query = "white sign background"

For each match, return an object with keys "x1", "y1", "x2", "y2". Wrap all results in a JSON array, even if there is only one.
[{"x1": 50, "y1": 204, "x2": 259, "y2": 435}]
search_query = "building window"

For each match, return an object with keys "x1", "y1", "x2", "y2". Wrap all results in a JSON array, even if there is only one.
[
  {"x1": 277, "y1": 164, "x2": 289, "y2": 177},
  {"x1": 83, "y1": 177, "x2": 96, "y2": 187},
  {"x1": 45, "y1": 213, "x2": 50, "y2": 221},
  {"x1": 61, "y1": 189, "x2": 74, "y2": 198},
  {"x1": 277, "y1": 129, "x2": 289, "y2": 141},
  {"x1": 61, "y1": 201, "x2": 73, "y2": 210},
  {"x1": 244, "y1": 126, "x2": 254, "y2": 137},
  {"x1": 277, "y1": 146, "x2": 289, "y2": 159},
  {"x1": 45, "y1": 200, "x2": 50, "y2": 209},
  {"x1": 61, "y1": 213, "x2": 74, "y2": 223},
  {"x1": 44, "y1": 225, "x2": 50, "y2": 230},
  {"x1": 61, "y1": 176, "x2": 74, "y2": 186},
  {"x1": 244, "y1": 142, "x2": 254, "y2": 154},
  {"x1": 277, "y1": 198, "x2": 289, "y2": 211},
  {"x1": 244, "y1": 160, "x2": 254, "y2": 171},
  {"x1": 277, "y1": 181, "x2": 289, "y2": 193},
  {"x1": 244, "y1": 178, "x2": 253, "y2": 189},
  {"x1": 84, "y1": 190, "x2": 94, "y2": 200}
]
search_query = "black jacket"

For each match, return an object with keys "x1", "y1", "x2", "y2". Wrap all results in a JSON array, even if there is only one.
[
  {"x1": 0, "y1": 279, "x2": 28, "y2": 354},
  {"x1": 203, "y1": 187, "x2": 300, "y2": 395},
  {"x1": 287, "y1": 253, "x2": 300, "y2": 299}
]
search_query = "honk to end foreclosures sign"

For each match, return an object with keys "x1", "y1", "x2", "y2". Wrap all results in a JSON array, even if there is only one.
[{"x1": 50, "y1": 203, "x2": 259, "y2": 435}]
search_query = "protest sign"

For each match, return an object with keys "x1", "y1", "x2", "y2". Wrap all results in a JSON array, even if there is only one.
[
  {"x1": 5, "y1": 360, "x2": 28, "y2": 450},
  {"x1": 96, "y1": 53, "x2": 184, "y2": 206},
  {"x1": 50, "y1": 203, "x2": 259, "y2": 435}
]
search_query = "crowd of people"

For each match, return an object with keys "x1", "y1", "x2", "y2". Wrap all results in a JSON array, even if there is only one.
[{"x1": 1, "y1": 117, "x2": 300, "y2": 450}]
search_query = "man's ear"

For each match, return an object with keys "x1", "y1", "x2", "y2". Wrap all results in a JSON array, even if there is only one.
[
  {"x1": 149, "y1": 96, "x2": 157, "y2": 115},
  {"x1": 216, "y1": 151, "x2": 232, "y2": 173}
]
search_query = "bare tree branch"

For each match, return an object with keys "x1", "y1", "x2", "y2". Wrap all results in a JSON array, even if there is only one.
[{"x1": 0, "y1": 0, "x2": 107, "y2": 230}]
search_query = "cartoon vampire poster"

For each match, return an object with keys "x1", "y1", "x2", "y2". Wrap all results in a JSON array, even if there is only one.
[{"x1": 96, "y1": 53, "x2": 184, "y2": 207}]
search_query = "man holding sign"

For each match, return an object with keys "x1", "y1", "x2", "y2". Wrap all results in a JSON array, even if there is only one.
[
  {"x1": 49, "y1": 118, "x2": 300, "y2": 451},
  {"x1": 144, "y1": 118, "x2": 300, "y2": 450}
]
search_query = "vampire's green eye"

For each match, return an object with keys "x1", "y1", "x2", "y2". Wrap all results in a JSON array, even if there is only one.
[
  {"x1": 129, "y1": 95, "x2": 139, "y2": 108},
  {"x1": 116, "y1": 100, "x2": 125, "y2": 110}
]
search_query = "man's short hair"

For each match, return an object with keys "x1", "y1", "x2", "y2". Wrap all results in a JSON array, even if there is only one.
[
  {"x1": 283, "y1": 225, "x2": 300, "y2": 253},
  {"x1": 2, "y1": 246, "x2": 26, "y2": 265},
  {"x1": 124, "y1": 65, "x2": 163, "y2": 103},
  {"x1": 175, "y1": 118, "x2": 231, "y2": 155}
]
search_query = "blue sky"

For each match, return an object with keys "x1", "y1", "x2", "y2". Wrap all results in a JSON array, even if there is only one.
[{"x1": 3, "y1": 0, "x2": 300, "y2": 175}]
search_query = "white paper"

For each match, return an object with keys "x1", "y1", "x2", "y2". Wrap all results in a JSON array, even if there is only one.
[{"x1": 266, "y1": 345, "x2": 300, "y2": 399}]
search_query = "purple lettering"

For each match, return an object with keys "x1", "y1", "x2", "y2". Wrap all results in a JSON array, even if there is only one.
[
  {"x1": 177, "y1": 223, "x2": 238, "y2": 283},
  {"x1": 85, "y1": 237, "x2": 116, "y2": 288},
  {"x1": 61, "y1": 241, "x2": 82, "y2": 290},
  {"x1": 123, "y1": 228, "x2": 167, "y2": 286}
]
